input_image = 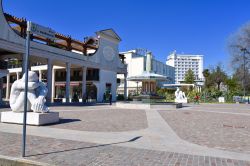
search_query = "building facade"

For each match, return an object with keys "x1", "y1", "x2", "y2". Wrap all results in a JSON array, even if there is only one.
[
  {"x1": 0, "y1": 0, "x2": 127, "y2": 105},
  {"x1": 117, "y1": 49, "x2": 175, "y2": 96},
  {"x1": 166, "y1": 51, "x2": 204, "y2": 84}
]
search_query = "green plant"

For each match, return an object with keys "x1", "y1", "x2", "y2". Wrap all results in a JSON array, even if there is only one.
[{"x1": 116, "y1": 94, "x2": 125, "y2": 101}]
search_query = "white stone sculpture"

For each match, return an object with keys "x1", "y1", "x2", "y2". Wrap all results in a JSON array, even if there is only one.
[
  {"x1": 175, "y1": 88, "x2": 187, "y2": 103},
  {"x1": 182, "y1": 91, "x2": 186, "y2": 99},
  {"x1": 9, "y1": 71, "x2": 49, "y2": 113}
]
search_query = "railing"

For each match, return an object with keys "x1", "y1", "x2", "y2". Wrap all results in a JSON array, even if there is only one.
[
  {"x1": 55, "y1": 76, "x2": 99, "y2": 82},
  {"x1": 3, "y1": 13, "x2": 127, "y2": 64},
  {"x1": 7, "y1": 63, "x2": 22, "y2": 69},
  {"x1": 4, "y1": 13, "x2": 98, "y2": 56}
]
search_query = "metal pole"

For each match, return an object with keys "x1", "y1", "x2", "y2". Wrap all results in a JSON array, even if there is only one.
[
  {"x1": 22, "y1": 21, "x2": 31, "y2": 157},
  {"x1": 136, "y1": 81, "x2": 138, "y2": 95},
  {"x1": 243, "y1": 49, "x2": 246, "y2": 98}
]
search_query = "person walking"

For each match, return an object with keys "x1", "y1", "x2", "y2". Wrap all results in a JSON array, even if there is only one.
[
  {"x1": 194, "y1": 93, "x2": 199, "y2": 104},
  {"x1": 109, "y1": 92, "x2": 112, "y2": 105}
]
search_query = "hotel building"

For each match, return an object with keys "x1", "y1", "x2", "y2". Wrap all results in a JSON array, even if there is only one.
[{"x1": 166, "y1": 51, "x2": 204, "y2": 85}]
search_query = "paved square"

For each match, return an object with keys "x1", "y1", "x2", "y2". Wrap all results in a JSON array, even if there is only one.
[
  {"x1": 48, "y1": 106, "x2": 148, "y2": 132},
  {"x1": 158, "y1": 104, "x2": 250, "y2": 154},
  {"x1": 0, "y1": 103, "x2": 250, "y2": 166}
]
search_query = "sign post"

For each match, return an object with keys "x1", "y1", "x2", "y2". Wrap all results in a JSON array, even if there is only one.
[
  {"x1": 22, "y1": 21, "x2": 55, "y2": 157},
  {"x1": 22, "y1": 21, "x2": 31, "y2": 158}
]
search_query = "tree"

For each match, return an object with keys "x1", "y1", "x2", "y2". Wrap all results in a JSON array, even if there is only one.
[
  {"x1": 232, "y1": 67, "x2": 250, "y2": 95},
  {"x1": 202, "y1": 69, "x2": 210, "y2": 78},
  {"x1": 228, "y1": 22, "x2": 250, "y2": 95},
  {"x1": 225, "y1": 77, "x2": 239, "y2": 92},
  {"x1": 202, "y1": 69, "x2": 211, "y2": 88},
  {"x1": 184, "y1": 69, "x2": 195, "y2": 84},
  {"x1": 209, "y1": 65, "x2": 227, "y2": 90},
  {"x1": 228, "y1": 22, "x2": 250, "y2": 68}
]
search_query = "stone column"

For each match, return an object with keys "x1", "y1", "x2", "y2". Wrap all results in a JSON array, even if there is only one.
[
  {"x1": 5, "y1": 74, "x2": 10, "y2": 100},
  {"x1": 150, "y1": 82, "x2": 153, "y2": 93},
  {"x1": 82, "y1": 66, "x2": 87, "y2": 102},
  {"x1": 66, "y1": 62, "x2": 71, "y2": 103},
  {"x1": 39, "y1": 70, "x2": 42, "y2": 82},
  {"x1": 46, "y1": 59, "x2": 53, "y2": 104},
  {"x1": 147, "y1": 81, "x2": 150, "y2": 92},
  {"x1": 148, "y1": 81, "x2": 150, "y2": 93},
  {"x1": 144, "y1": 82, "x2": 147, "y2": 92},
  {"x1": 52, "y1": 68, "x2": 55, "y2": 102},
  {"x1": 148, "y1": 82, "x2": 150, "y2": 93},
  {"x1": 124, "y1": 73, "x2": 128, "y2": 100},
  {"x1": 16, "y1": 72, "x2": 19, "y2": 80},
  {"x1": 152, "y1": 82, "x2": 156, "y2": 93},
  {"x1": 147, "y1": 82, "x2": 150, "y2": 93},
  {"x1": 142, "y1": 82, "x2": 145, "y2": 92}
]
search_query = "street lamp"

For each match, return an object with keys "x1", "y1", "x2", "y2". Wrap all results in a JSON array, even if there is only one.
[
  {"x1": 234, "y1": 45, "x2": 249, "y2": 101},
  {"x1": 240, "y1": 48, "x2": 248, "y2": 98}
]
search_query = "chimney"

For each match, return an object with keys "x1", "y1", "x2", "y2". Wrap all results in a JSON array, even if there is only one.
[{"x1": 146, "y1": 52, "x2": 152, "y2": 72}]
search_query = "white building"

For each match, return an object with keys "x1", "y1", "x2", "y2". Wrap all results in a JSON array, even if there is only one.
[
  {"x1": 117, "y1": 49, "x2": 175, "y2": 96},
  {"x1": 166, "y1": 51, "x2": 204, "y2": 84},
  {"x1": 0, "y1": 0, "x2": 127, "y2": 105}
]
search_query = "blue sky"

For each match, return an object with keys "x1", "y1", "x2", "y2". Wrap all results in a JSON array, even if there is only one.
[{"x1": 2, "y1": 0, "x2": 250, "y2": 71}]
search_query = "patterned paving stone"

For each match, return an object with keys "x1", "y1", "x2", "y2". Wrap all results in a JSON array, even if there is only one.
[
  {"x1": 185, "y1": 104, "x2": 250, "y2": 114},
  {"x1": 48, "y1": 108, "x2": 147, "y2": 132},
  {"x1": 158, "y1": 109, "x2": 250, "y2": 154},
  {"x1": 1, "y1": 132, "x2": 250, "y2": 166},
  {"x1": 0, "y1": 106, "x2": 148, "y2": 132},
  {"x1": 1, "y1": 104, "x2": 250, "y2": 165}
]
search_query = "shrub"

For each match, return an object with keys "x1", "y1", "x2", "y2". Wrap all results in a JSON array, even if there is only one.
[{"x1": 116, "y1": 94, "x2": 125, "y2": 101}]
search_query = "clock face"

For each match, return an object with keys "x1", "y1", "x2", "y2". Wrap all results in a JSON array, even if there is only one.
[{"x1": 103, "y1": 46, "x2": 115, "y2": 61}]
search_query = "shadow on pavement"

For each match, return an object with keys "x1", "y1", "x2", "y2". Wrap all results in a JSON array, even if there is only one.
[
  {"x1": 26, "y1": 136, "x2": 142, "y2": 157},
  {"x1": 57, "y1": 118, "x2": 81, "y2": 124}
]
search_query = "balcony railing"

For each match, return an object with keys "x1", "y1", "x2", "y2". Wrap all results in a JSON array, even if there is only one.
[{"x1": 4, "y1": 13, "x2": 98, "y2": 56}]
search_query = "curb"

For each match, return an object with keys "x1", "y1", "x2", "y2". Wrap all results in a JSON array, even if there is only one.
[{"x1": 0, "y1": 154, "x2": 52, "y2": 166}]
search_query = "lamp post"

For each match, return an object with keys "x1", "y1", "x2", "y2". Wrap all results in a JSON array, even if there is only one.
[
  {"x1": 240, "y1": 48, "x2": 247, "y2": 99},
  {"x1": 136, "y1": 81, "x2": 139, "y2": 95}
]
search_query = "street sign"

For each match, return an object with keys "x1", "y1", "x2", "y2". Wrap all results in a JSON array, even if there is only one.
[
  {"x1": 27, "y1": 21, "x2": 55, "y2": 40},
  {"x1": 22, "y1": 21, "x2": 55, "y2": 157}
]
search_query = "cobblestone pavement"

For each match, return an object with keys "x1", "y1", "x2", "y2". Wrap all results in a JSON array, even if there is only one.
[
  {"x1": 0, "y1": 132, "x2": 250, "y2": 166},
  {"x1": 158, "y1": 106, "x2": 250, "y2": 154},
  {"x1": 48, "y1": 108, "x2": 148, "y2": 132},
  {"x1": 0, "y1": 106, "x2": 148, "y2": 132},
  {"x1": 183, "y1": 103, "x2": 250, "y2": 114},
  {"x1": 1, "y1": 104, "x2": 250, "y2": 165}
]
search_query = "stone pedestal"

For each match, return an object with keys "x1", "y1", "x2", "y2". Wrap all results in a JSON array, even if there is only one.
[
  {"x1": 0, "y1": 112, "x2": 59, "y2": 126},
  {"x1": 175, "y1": 99, "x2": 188, "y2": 104}
]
